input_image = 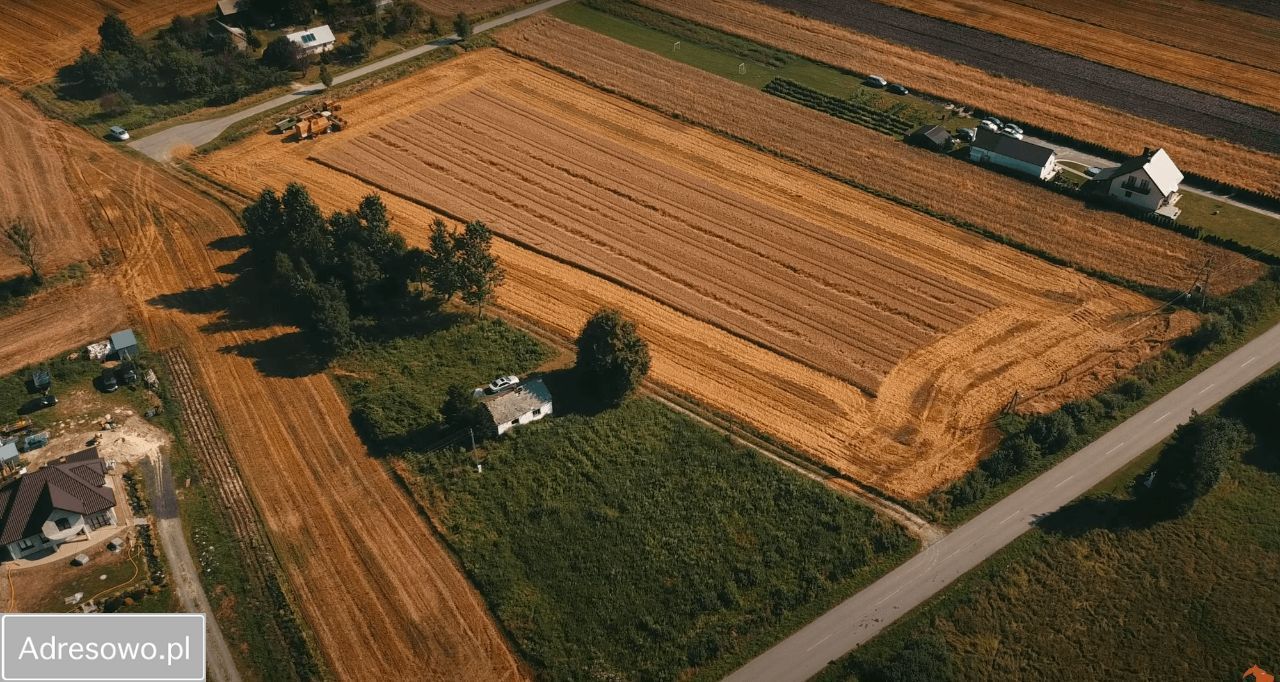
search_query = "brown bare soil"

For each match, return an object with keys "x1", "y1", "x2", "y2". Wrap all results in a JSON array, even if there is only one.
[
  {"x1": 0, "y1": 0, "x2": 212, "y2": 85},
  {"x1": 640, "y1": 0, "x2": 1280, "y2": 197},
  {"x1": 0, "y1": 95, "x2": 100, "y2": 279},
  {"x1": 196, "y1": 50, "x2": 1193, "y2": 498},
  {"x1": 0, "y1": 88, "x2": 524, "y2": 680},
  {"x1": 495, "y1": 16, "x2": 1264, "y2": 295},
  {"x1": 0, "y1": 277, "x2": 129, "y2": 377},
  {"x1": 868, "y1": 0, "x2": 1280, "y2": 113}
]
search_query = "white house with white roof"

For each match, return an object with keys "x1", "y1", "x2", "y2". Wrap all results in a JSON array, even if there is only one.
[
  {"x1": 1085, "y1": 147, "x2": 1184, "y2": 219},
  {"x1": 286, "y1": 25, "x2": 336, "y2": 55}
]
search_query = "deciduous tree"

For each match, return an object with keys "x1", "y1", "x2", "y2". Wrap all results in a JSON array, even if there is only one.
[
  {"x1": 4, "y1": 222, "x2": 40, "y2": 284},
  {"x1": 575, "y1": 308, "x2": 650, "y2": 406}
]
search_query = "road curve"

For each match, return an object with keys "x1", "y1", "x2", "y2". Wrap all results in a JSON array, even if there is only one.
[
  {"x1": 727, "y1": 319, "x2": 1280, "y2": 682},
  {"x1": 129, "y1": 0, "x2": 572, "y2": 161}
]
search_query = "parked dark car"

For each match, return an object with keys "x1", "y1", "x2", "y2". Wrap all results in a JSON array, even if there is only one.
[
  {"x1": 99, "y1": 368, "x2": 119, "y2": 393},
  {"x1": 886, "y1": 83, "x2": 909, "y2": 95}
]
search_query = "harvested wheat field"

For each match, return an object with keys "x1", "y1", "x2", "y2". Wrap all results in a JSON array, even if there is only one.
[
  {"x1": 0, "y1": 276, "x2": 129, "y2": 377},
  {"x1": 0, "y1": 0, "x2": 210, "y2": 84},
  {"x1": 496, "y1": 16, "x2": 1263, "y2": 295},
  {"x1": 0, "y1": 94, "x2": 100, "y2": 279},
  {"x1": 5, "y1": 88, "x2": 524, "y2": 680},
  {"x1": 197, "y1": 50, "x2": 1195, "y2": 497},
  {"x1": 640, "y1": 0, "x2": 1280, "y2": 197},
  {"x1": 866, "y1": 0, "x2": 1280, "y2": 113}
]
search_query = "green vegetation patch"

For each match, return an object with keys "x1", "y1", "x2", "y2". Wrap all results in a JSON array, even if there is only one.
[
  {"x1": 1177, "y1": 191, "x2": 1280, "y2": 257},
  {"x1": 334, "y1": 318, "x2": 549, "y2": 448},
  {"x1": 406, "y1": 398, "x2": 914, "y2": 680},
  {"x1": 824, "y1": 371, "x2": 1280, "y2": 680},
  {"x1": 332, "y1": 317, "x2": 914, "y2": 679}
]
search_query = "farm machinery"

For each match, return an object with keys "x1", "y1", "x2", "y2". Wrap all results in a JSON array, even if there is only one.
[{"x1": 276, "y1": 100, "x2": 348, "y2": 141}]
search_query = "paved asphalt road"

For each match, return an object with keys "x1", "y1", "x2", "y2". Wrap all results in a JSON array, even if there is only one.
[
  {"x1": 1026, "y1": 134, "x2": 1280, "y2": 222},
  {"x1": 144, "y1": 455, "x2": 241, "y2": 682},
  {"x1": 727, "y1": 319, "x2": 1280, "y2": 682},
  {"x1": 130, "y1": 0, "x2": 571, "y2": 161}
]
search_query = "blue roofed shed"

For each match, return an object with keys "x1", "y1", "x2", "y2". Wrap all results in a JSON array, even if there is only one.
[{"x1": 109, "y1": 329, "x2": 139, "y2": 361}]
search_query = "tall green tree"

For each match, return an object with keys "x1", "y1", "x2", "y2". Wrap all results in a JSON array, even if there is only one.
[
  {"x1": 456, "y1": 220, "x2": 503, "y2": 317},
  {"x1": 261, "y1": 35, "x2": 309, "y2": 71},
  {"x1": 1148, "y1": 413, "x2": 1252, "y2": 516},
  {"x1": 426, "y1": 219, "x2": 461, "y2": 302},
  {"x1": 319, "y1": 63, "x2": 333, "y2": 87},
  {"x1": 440, "y1": 383, "x2": 486, "y2": 434},
  {"x1": 98, "y1": 13, "x2": 140, "y2": 55},
  {"x1": 453, "y1": 12, "x2": 472, "y2": 39},
  {"x1": 4, "y1": 222, "x2": 40, "y2": 284},
  {"x1": 575, "y1": 308, "x2": 650, "y2": 406}
]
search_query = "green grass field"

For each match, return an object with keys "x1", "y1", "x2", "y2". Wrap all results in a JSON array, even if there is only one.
[
  {"x1": 823, "y1": 373, "x2": 1280, "y2": 681},
  {"x1": 333, "y1": 318, "x2": 916, "y2": 680},
  {"x1": 550, "y1": 1, "x2": 963, "y2": 135},
  {"x1": 1177, "y1": 191, "x2": 1280, "y2": 256}
]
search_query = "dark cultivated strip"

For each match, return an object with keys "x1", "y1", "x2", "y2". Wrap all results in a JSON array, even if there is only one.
[
  {"x1": 1205, "y1": 0, "x2": 1280, "y2": 20},
  {"x1": 761, "y1": 0, "x2": 1280, "y2": 154}
]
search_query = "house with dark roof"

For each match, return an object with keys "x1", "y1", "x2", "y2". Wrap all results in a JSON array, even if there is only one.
[
  {"x1": 0, "y1": 448, "x2": 117, "y2": 561},
  {"x1": 1083, "y1": 147, "x2": 1184, "y2": 219},
  {"x1": 969, "y1": 128, "x2": 1057, "y2": 181},
  {"x1": 479, "y1": 379, "x2": 553, "y2": 436},
  {"x1": 907, "y1": 124, "x2": 951, "y2": 152}
]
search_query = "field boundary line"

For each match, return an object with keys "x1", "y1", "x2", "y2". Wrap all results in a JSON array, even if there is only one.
[{"x1": 496, "y1": 310, "x2": 944, "y2": 545}]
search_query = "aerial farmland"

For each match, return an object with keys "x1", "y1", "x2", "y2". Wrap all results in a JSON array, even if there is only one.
[{"x1": 0, "y1": 0, "x2": 1278, "y2": 680}]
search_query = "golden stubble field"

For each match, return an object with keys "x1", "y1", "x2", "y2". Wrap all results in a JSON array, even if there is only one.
[
  {"x1": 197, "y1": 50, "x2": 1195, "y2": 498},
  {"x1": 0, "y1": 0, "x2": 212, "y2": 85}
]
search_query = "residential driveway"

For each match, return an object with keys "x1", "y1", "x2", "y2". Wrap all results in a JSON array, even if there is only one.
[
  {"x1": 726, "y1": 319, "x2": 1280, "y2": 682},
  {"x1": 1026, "y1": 134, "x2": 1280, "y2": 221},
  {"x1": 130, "y1": 0, "x2": 572, "y2": 161},
  {"x1": 143, "y1": 456, "x2": 241, "y2": 682}
]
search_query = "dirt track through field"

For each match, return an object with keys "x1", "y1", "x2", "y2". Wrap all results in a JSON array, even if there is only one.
[
  {"x1": 641, "y1": 0, "x2": 1280, "y2": 197},
  {"x1": 198, "y1": 50, "x2": 1193, "y2": 497},
  {"x1": 0, "y1": 86, "x2": 525, "y2": 680},
  {"x1": 0, "y1": 0, "x2": 212, "y2": 85},
  {"x1": 757, "y1": 0, "x2": 1280, "y2": 152}
]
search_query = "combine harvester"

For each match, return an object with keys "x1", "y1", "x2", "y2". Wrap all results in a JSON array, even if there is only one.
[{"x1": 276, "y1": 100, "x2": 349, "y2": 141}]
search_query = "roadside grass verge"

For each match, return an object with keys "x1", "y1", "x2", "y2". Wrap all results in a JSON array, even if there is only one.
[
  {"x1": 1177, "y1": 191, "x2": 1280, "y2": 257},
  {"x1": 333, "y1": 317, "x2": 916, "y2": 681},
  {"x1": 820, "y1": 371, "x2": 1280, "y2": 680}
]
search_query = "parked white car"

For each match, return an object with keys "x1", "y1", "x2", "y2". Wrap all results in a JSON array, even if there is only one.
[
  {"x1": 107, "y1": 125, "x2": 130, "y2": 141},
  {"x1": 978, "y1": 119, "x2": 998, "y2": 132},
  {"x1": 864, "y1": 75, "x2": 888, "y2": 87},
  {"x1": 474, "y1": 375, "x2": 520, "y2": 397},
  {"x1": 1000, "y1": 126, "x2": 1024, "y2": 140}
]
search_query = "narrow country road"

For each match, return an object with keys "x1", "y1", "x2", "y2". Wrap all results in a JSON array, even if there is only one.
[
  {"x1": 144, "y1": 455, "x2": 241, "y2": 682},
  {"x1": 727, "y1": 320, "x2": 1280, "y2": 682},
  {"x1": 129, "y1": 0, "x2": 572, "y2": 161},
  {"x1": 1026, "y1": 134, "x2": 1280, "y2": 222}
]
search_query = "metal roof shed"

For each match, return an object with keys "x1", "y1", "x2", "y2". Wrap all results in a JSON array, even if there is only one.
[
  {"x1": 0, "y1": 443, "x2": 18, "y2": 466},
  {"x1": 109, "y1": 329, "x2": 139, "y2": 360}
]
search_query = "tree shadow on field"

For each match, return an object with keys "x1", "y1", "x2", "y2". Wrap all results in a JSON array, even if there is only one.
[
  {"x1": 147, "y1": 253, "x2": 284, "y2": 336},
  {"x1": 218, "y1": 331, "x2": 329, "y2": 379},
  {"x1": 535, "y1": 367, "x2": 612, "y2": 418},
  {"x1": 207, "y1": 235, "x2": 248, "y2": 252},
  {"x1": 1034, "y1": 493, "x2": 1166, "y2": 538}
]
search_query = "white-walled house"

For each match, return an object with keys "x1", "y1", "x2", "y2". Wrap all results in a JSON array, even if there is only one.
[
  {"x1": 286, "y1": 25, "x2": 337, "y2": 55},
  {"x1": 0, "y1": 448, "x2": 117, "y2": 561},
  {"x1": 969, "y1": 128, "x2": 1057, "y2": 181},
  {"x1": 480, "y1": 379, "x2": 553, "y2": 436},
  {"x1": 1084, "y1": 147, "x2": 1184, "y2": 219}
]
